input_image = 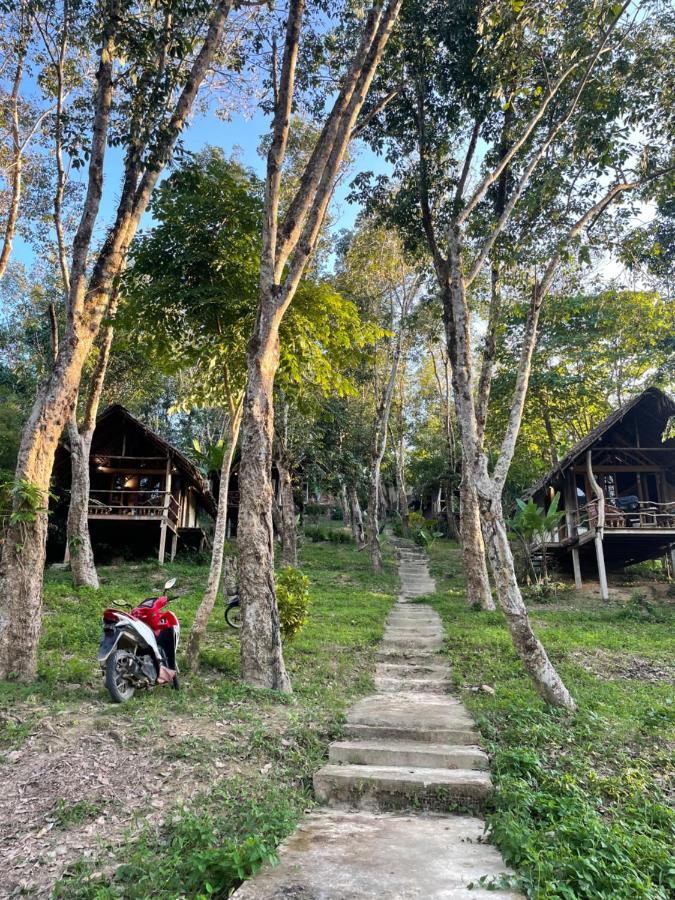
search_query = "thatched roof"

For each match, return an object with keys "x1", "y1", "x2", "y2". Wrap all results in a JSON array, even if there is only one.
[{"x1": 524, "y1": 386, "x2": 675, "y2": 499}]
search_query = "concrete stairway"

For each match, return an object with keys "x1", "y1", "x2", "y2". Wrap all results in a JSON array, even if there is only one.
[{"x1": 235, "y1": 538, "x2": 520, "y2": 899}]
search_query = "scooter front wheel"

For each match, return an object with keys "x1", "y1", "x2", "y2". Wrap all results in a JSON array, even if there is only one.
[{"x1": 105, "y1": 650, "x2": 136, "y2": 703}]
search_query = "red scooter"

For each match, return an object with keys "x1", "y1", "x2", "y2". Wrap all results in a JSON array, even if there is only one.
[{"x1": 98, "y1": 578, "x2": 180, "y2": 703}]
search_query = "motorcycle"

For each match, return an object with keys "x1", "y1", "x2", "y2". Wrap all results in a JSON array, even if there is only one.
[{"x1": 98, "y1": 577, "x2": 181, "y2": 703}]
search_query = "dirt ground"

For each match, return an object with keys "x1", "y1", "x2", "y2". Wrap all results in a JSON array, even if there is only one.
[{"x1": 0, "y1": 701, "x2": 277, "y2": 898}]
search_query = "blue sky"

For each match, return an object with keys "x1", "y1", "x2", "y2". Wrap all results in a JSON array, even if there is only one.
[{"x1": 11, "y1": 102, "x2": 389, "y2": 275}]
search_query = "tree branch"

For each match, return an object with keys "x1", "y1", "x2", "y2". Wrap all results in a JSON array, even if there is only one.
[
  {"x1": 491, "y1": 175, "x2": 648, "y2": 490},
  {"x1": 457, "y1": 0, "x2": 631, "y2": 227}
]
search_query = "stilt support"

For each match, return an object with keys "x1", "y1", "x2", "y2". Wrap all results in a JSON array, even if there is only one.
[
  {"x1": 594, "y1": 533, "x2": 609, "y2": 601},
  {"x1": 170, "y1": 530, "x2": 178, "y2": 562},
  {"x1": 571, "y1": 546, "x2": 582, "y2": 590},
  {"x1": 158, "y1": 523, "x2": 167, "y2": 564}
]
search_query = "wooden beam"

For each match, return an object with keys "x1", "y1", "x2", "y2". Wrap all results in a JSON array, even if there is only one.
[{"x1": 573, "y1": 464, "x2": 662, "y2": 473}]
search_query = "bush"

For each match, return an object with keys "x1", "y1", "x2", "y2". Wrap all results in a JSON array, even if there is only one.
[
  {"x1": 407, "y1": 511, "x2": 426, "y2": 531},
  {"x1": 521, "y1": 581, "x2": 574, "y2": 604},
  {"x1": 304, "y1": 524, "x2": 329, "y2": 542},
  {"x1": 276, "y1": 566, "x2": 310, "y2": 642},
  {"x1": 303, "y1": 524, "x2": 353, "y2": 544}
]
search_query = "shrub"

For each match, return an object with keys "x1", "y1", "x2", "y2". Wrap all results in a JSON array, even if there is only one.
[
  {"x1": 303, "y1": 524, "x2": 353, "y2": 544},
  {"x1": 407, "y1": 511, "x2": 426, "y2": 531},
  {"x1": 275, "y1": 566, "x2": 310, "y2": 642},
  {"x1": 304, "y1": 524, "x2": 329, "y2": 542},
  {"x1": 521, "y1": 581, "x2": 574, "y2": 604}
]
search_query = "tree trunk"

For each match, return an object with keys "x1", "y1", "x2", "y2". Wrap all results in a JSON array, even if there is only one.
[
  {"x1": 238, "y1": 296, "x2": 291, "y2": 693},
  {"x1": 460, "y1": 475, "x2": 495, "y2": 610},
  {"x1": 367, "y1": 341, "x2": 403, "y2": 570},
  {"x1": 441, "y1": 232, "x2": 574, "y2": 709},
  {"x1": 0, "y1": 327, "x2": 104, "y2": 679},
  {"x1": 66, "y1": 313, "x2": 116, "y2": 590},
  {"x1": 339, "y1": 482, "x2": 351, "y2": 527},
  {"x1": 366, "y1": 468, "x2": 382, "y2": 570},
  {"x1": 349, "y1": 487, "x2": 365, "y2": 546},
  {"x1": 185, "y1": 403, "x2": 242, "y2": 673},
  {"x1": 66, "y1": 425, "x2": 98, "y2": 588},
  {"x1": 394, "y1": 444, "x2": 409, "y2": 533},
  {"x1": 444, "y1": 479, "x2": 460, "y2": 542},
  {"x1": 481, "y1": 495, "x2": 575, "y2": 708},
  {"x1": 278, "y1": 460, "x2": 297, "y2": 567}
]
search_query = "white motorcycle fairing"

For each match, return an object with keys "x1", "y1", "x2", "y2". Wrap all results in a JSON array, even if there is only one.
[{"x1": 97, "y1": 611, "x2": 163, "y2": 667}]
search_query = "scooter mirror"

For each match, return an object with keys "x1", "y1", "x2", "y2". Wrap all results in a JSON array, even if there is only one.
[{"x1": 164, "y1": 577, "x2": 177, "y2": 591}]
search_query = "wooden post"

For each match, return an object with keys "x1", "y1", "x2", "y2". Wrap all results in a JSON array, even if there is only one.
[
  {"x1": 571, "y1": 547, "x2": 582, "y2": 590},
  {"x1": 586, "y1": 450, "x2": 609, "y2": 601},
  {"x1": 170, "y1": 530, "x2": 178, "y2": 562},
  {"x1": 158, "y1": 457, "x2": 172, "y2": 564},
  {"x1": 669, "y1": 545, "x2": 675, "y2": 577}
]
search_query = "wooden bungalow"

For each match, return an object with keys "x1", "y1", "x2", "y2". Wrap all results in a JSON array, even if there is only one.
[
  {"x1": 53, "y1": 405, "x2": 217, "y2": 563},
  {"x1": 524, "y1": 387, "x2": 675, "y2": 598}
]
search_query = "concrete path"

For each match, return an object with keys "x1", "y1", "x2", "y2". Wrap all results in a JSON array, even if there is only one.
[{"x1": 235, "y1": 538, "x2": 520, "y2": 899}]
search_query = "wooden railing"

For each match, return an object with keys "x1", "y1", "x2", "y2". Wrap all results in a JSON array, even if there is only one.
[
  {"x1": 88, "y1": 490, "x2": 179, "y2": 529},
  {"x1": 575, "y1": 500, "x2": 675, "y2": 533}
]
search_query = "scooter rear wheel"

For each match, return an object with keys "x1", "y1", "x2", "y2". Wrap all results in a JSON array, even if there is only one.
[
  {"x1": 225, "y1": 599, "x2": 241, "y2": 629},
  {"x1": 105, "y1": 650, "x2": 136, "y2": 703}
]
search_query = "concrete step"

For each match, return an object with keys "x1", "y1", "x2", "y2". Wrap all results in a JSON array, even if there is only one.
[
  {"x1": 314, "y1": 764, "x2": 492, "y2": 811},
  {"x1": 374, "y1": 675, "x2": 449, "y2": 693},
  {"x1": 328, "y1": 740, "x2": 489, "y2": 770},
  {"x1": 233, "y1": 810, "x2": 522, "y2": 899},
  {"x1": 345, "y1": 695, "x2": 478, "y2": 744},
  {"x1": 380, "y1": 637, "x2": 444, "y2": 652},
  {"x1": 386, "y1": 617, "x2": 439, "y2": 627},
  {"x1": 384, "y1": 627, "x2": 444, "y2": 638},
  {"x1": 376, "y1": 649, "x2": 442, "y2": 664},
  {"x1": 376, "y1": 662, "x2": 450, "y2": 677}
]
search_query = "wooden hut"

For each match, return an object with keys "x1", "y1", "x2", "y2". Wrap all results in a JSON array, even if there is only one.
[
  {"x1": 53, "y1": 405, "x2": 216, "y2": 563},
  {"x1": 524, "y1": 387, "x2": 675, "y2": 598}
]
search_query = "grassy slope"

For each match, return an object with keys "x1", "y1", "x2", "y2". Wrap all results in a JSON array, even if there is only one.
[
  {"x1": 0, "y1": 538, "x2": 397, "y2": 898},
  {"x1": 426, "y1": 540, "x2": 675, "y2": 900}
]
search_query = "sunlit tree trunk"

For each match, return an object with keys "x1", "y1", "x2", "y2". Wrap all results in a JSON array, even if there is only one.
[
  {"x1": 459, "y1": 475, "x2": 495, "y2": 610},
  {"x1": 443, "y1": 230, "x2": 574, "y2": 709},
  {"x1": 339, "y1": 482, "x2": 351, "y2": 527},
  {"x1": 237, "y1": 0, "x2": 402, "y2": 688},
  {"x1": 66, "y1": 312, "x2": 116, "y2": 589},
  {"x1": 186, "y1": 392, "x2": 242, "y2": 673},
  {"x1": 66, "y1": 428, "x2": 98, "y2": 588},
  {"x1": 480, "y1": 494, "x2": 573, "y2": 706},
  {"x1": 239, "y1": 297, "x2": 292, "y2": 691},
  {"x1": 349, "y1": 487, "x2": 365, "y2": 546}
]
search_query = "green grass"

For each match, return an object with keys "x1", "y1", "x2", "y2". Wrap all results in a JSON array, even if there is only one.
[
  {"x1": 2, "y1": 534, "x2": 397, "y2": 898},
  {"x1": 426, "y1": 540, "x2": 675, "y2": 900}
]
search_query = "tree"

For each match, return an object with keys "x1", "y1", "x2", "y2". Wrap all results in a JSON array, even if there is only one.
[
  {"x1": 0, "y1": 0, "x2": 251, "y2": 681},
  {"x1": 335, "y1": 223, "x2": 421, "y2": 569},
  {"x1": 123, "y1": 149, "x2": 380, "y2": 670},
  {"x1": 355, "y1": 0, "x2": 673, "y2": 707},
  {"x1": 236, "y1": 0, "x2": 403, "y2": 691},
  {"x1": 490, "y1": 287, "x2": 675, "y2": 502}
]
